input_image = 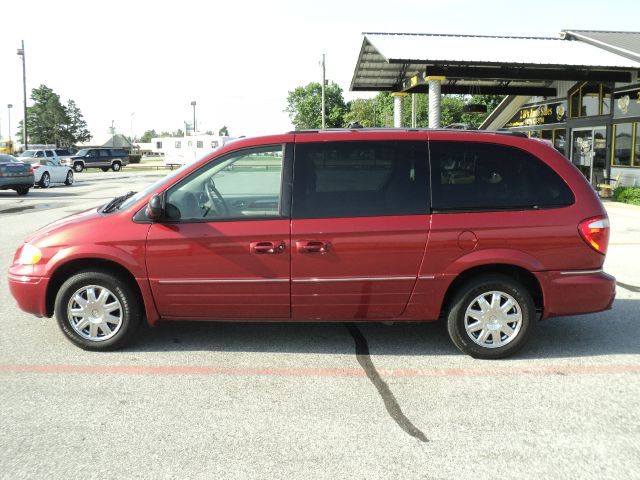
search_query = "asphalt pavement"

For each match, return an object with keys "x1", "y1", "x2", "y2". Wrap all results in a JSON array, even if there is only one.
[{"x1": 0, "y1": 170, "x2": 638, "y2": 479}]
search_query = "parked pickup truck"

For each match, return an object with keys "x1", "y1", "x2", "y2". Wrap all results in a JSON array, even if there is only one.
[
  {"x1": 16, "y1": 149, "x2": 62, "y2": 164},
  {"x1": 63, "y1": 148, "x2": 129, "y2": 172},
  {"x1": 0, "y1": 154, "x2": 34, "y2": 195}
]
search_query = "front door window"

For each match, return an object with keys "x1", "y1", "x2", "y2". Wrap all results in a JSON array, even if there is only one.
[{"x1": 165, "y1": 146, "x2": 283, "y2": 221}]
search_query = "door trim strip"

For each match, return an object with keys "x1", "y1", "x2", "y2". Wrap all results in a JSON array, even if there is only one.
[
  {"x1": 293, "y1": 276, "x2": 416, "y2": 283},
  {"x1": 157, "y1": 278, "x2": 289, "y2": 284}
]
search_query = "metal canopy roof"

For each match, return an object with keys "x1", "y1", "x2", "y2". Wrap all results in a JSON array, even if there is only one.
[
  {"x1": 351, "y1": 32, "x2": 640, "y2": 95},
  {"x1": 562, "y1": 30, "x2": 640, "y2": 62}
]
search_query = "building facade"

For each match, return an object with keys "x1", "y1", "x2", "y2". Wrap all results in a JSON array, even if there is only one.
[
  {"x1": 487, "y1": 78, "x2": 640, "y2": 187},
  {"x1": 350, "y1": 29, "x2": 640, "y2": 188}
]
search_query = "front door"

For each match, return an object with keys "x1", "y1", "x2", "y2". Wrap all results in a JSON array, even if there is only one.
[
  {"x1": 571, "y1": 127, "x2": 607, "y2": 185},
  {"x1": 290, "y1": 140, "x2": 430, "y2": 320},
  {"x1": 145, "y1": 143, "x2": 292, "y2": 320}
]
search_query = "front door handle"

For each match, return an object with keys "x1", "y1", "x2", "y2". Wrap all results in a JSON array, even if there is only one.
[
  {"x1": 250, "y1": 241, "x2": 286, "y2": 254},
  {"x1": 296, "y1": 240, "x2": 331, "y2": 254}
]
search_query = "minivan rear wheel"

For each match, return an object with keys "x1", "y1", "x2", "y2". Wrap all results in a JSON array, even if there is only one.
[
  {"x1": 54, "y1": 270, "x2": 141, "y2": 351},
  {"x1": 446, "y1": 274, "x2": 536, "y2": 359},
  {"x1": 112, "y1": 162, "x2": 121, "y2": 171}
]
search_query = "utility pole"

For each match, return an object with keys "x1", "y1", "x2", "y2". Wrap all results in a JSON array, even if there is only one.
[
  {"x1": 17, "y1": 40, "x2": 27, "y2": 150},
  {"x1": 321, "y1": 54, "x2": 326, "y2": 129},
  {"x1": 191, "y1": 101, "x2": 197, "y2": 135},
  {"x1": 8, "y1": 104, "x2": 13, "y2": 141}
]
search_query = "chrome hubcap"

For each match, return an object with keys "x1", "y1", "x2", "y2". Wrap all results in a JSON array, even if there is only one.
[
  {"x1": 67, "y1": 285, "x2": 123, "y2": 342},
  {"x1": 464, "y1": 291, "x2": 522, "y2": 349}
]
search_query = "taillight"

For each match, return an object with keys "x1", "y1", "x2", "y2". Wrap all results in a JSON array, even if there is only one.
[{"x1": 578, "y1": 216, "x2": 610, "y2": 254}]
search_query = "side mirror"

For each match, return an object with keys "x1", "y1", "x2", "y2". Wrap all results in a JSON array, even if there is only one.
[{"x1": 146, "y1": 194, "x2": 163, "y2": 221}]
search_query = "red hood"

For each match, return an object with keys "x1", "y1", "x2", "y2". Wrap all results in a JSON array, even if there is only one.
[{"x1": 25, "y1": 207, "x2": 103, "y2": 245}]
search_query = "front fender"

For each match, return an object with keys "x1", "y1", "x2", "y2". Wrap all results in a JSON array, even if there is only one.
[{"x1": 39, "y1": 244, "x2": 146, "y2": 279}]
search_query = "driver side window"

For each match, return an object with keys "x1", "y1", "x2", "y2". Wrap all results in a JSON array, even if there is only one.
[{"x1": 165, "y1": 145, "x2": 284, "y2": 222}]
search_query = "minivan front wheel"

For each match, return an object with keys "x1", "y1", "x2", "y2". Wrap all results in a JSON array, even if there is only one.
[
  {"x1": 446, "y1": 274, "x2": 536, "y2": 359},
  {"x1": 111, "y1": 162, "x2": 121, "y2": 171},
  {"x1": 54, "y1": 271, "x2": 141, "y2": 351}
]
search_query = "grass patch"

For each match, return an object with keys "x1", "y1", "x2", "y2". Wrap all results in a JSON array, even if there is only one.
[{"x1": 613, "y1": 186, "x2": 640, "y2": 206}]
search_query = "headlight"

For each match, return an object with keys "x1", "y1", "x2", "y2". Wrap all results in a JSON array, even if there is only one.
[{"x1": 18, "y1": 243, "x2": 42, "y2": 265}]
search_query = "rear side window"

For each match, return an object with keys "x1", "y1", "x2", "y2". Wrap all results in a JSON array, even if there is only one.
[
  {"x1": 99, "y1": 150, "x2": 110, "y2": 158},
  {"x1": 292, "y1": 141, "x2": 428, "y2": 219},
  {"x1": 430, "y1": 141, "x2": 574, "y2": 211},
  {"x1": 111, "y1": 149, "x2": 126, "y2": 156}
]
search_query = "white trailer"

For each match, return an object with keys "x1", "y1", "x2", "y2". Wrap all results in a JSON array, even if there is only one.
[{"x1": 151, "y1": 135, "x2": 238, "y2": 167}]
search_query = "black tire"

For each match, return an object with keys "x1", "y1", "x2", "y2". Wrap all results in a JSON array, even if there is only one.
[
  {"x1": 101, "y1": 167, "x2": 109, "y2": 172},
  {"x1": 39, "y1": 172, "x2": 50, "y2": 188},
  {"x1": 73, "y1": 162, "x2": 84, "y2": 173},
  {"x1": 54, "y1": 270, "x2": 142, "y2": 351},
  {"x1": 446, "y1": 274, "x2": 536, "y2": 359},
  {"x1": 64, "y1": 170, "x2": 74, "y2": 186},
  {"x1": 112, "y1": 162, "x2": 121, "y2": 172},
  {"x1": 16, "y1": 187, "x2": 29, "y2": 196}
]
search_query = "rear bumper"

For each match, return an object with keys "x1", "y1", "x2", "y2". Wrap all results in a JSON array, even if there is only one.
[
  {"x1": 8, "y1": 270, "x2": 49, "y2": 317},
  {"x1": 535, "y1": 270, "x2": 616, "y2": 319},
  {"x1": 0, "y1": 177, "x2": 34, "y2": 189}
]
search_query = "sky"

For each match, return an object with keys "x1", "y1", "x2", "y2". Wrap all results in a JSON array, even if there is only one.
[{"x1": 1, "y1": 0, "x2": 640, "y2": 141}]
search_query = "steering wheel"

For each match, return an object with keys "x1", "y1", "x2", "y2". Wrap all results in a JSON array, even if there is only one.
[{"x1": 205, "y1": 178, "x2": 231, "y2": 217}]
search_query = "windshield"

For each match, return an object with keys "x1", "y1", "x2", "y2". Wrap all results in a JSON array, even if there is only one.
[
  {"x1": 117, "y1": 163, "x2": 192, "y2": 211},
  {"x1": 75, "y1": 149, "x2": 89, "y2": 156},
  {"x1": 20, "y1": 150, "x2": 37, "y2": 158}
]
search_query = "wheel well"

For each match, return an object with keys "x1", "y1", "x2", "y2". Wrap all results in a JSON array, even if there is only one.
[
  {"x1": 45, "y1": 259, "x2": 142, "y2": 317},
  {"x1": 439, "y1": 264, "x2": 543, "y2": 319}
]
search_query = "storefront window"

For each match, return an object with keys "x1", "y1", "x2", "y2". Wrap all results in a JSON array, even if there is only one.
[
  {"x1": 569, "y1": 82, "x2": 612, "y2": 118},
  {"x1": 635, "y1": 124, "x2": 640, "y2": 167},
  {"x1": 582, "y1": 84, "x2": 600, "y2": 117},
  {"x1": 528, "y1": 131, "x2": 541, "y2": 139},
  {"x1": 553, "y1": 129, "x2": 567, "y2": 156},
  {"x1": 541, "y1": 130, "x2": 552, "y2": 141},
  {"x1": 602, "y1": 85, "x2": 612, "y2": 115},
  {"x1": 570, "y1": 90, "x2": 580, "y2": 118},
  {"x1": 612, "y1": 123, "x2": 633, "y2": 167}
]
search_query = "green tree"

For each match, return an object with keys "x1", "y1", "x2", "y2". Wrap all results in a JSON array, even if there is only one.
[
  {"x1": 62, "y1": 99, "x2": 91, "y2": 145},
  {"x1": 344, "y1": 98, "x2": 377, "y2": 127},
  {"x1": 17, "y1": 85, "x2": 92, "y2": 147},
  {"x1": 139, "y1": 129, "x2": 158, "y2": 143},
  {"x1": 345, "y1": 92, "x2": 504, "y2": 129},
  {"x1": 286, "y1": 82, "x2": 347, "y2": 129},
  {"x1": 218, "y1": 126, "x2": 229, "y2": 136},
  {"x1": 159, "y1": 129, "x2": 184, "y2": 138}
]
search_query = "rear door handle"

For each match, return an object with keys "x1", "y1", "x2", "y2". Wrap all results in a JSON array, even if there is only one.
[
  {"x1": 296, "y1": 240, "x2": 331, "y2": 254},
  {"x1": 250, "y1": 241, "x2": 286, "y2": 254}
]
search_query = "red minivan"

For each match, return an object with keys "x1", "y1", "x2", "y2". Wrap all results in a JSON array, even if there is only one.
[{"x1": 8, "y1": 130, "x2": 615, "y2": 358}]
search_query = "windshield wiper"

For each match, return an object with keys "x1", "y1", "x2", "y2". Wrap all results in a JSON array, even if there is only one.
[{"x1": 101, "y1": 191, "x2": 136, "y2": 213}]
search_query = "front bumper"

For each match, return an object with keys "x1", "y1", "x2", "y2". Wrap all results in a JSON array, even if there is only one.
[
  {"x1": 8, "y1": 267, "x2": 49, "y2": 317},
  {"x1": 535, "y1": 270, "x2": 616, "y2": 319}
]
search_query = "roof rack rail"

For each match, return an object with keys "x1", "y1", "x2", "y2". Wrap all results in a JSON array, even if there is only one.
[{"x1": 288, "y1": 128, "x2": 529, "y2": 137}]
